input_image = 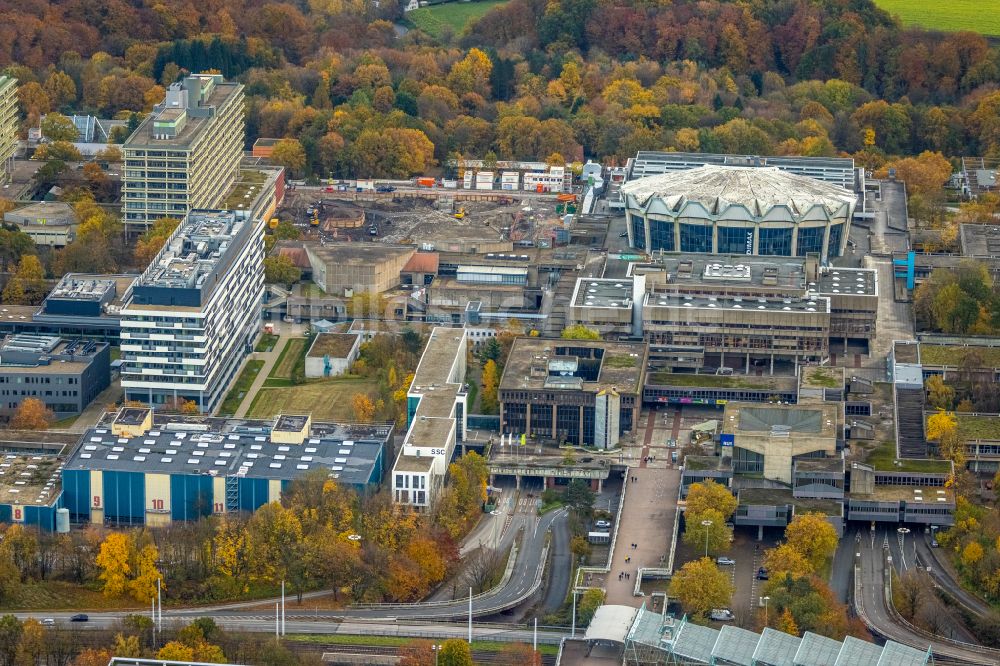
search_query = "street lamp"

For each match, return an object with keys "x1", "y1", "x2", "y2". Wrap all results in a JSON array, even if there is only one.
[
  {"x1": 762, "y1": 596, "x2": 770, "y2": 627},
  {"x1": 432, "y1": 644, "x2": 442, "y2": 666},
  {"x1": 701, "y1": 519, "x2": 713, "y2": 558}
]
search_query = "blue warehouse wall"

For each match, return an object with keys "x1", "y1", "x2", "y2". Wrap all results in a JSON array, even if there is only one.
[
  {"x1": 103, "y1": 470, "x2": 145, "y2": 525},
  {"x1": 171, "y1": 475, "x2": 214, "y2": 522},
  {"x1": 62, "y1": 469, "x2": 91, "y2": 522},
  {"x1": 0, "y1": 505, "x2": 10, "y2": 522},
  {"x1": 238, "y1": 477, "x2": 270, "y2": 513},
  {"x1": 24, "y1": 503, "x2": 58, "y2": 531}
]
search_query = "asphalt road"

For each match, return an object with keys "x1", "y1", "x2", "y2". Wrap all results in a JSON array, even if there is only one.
[
  {"x1": 855, "y1": 529, "x2": 1000, "y2": 664},
  {"x1": 540, "y1": 505, "x2": 571, "y2": 614},
  {"x1": 914, "y1": 532, "x2": 995, "y2": 619}
]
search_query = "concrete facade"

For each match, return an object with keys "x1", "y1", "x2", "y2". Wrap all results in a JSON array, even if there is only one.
[
  {"x1": 123, "y1": 74, "x2": 245, "y2": 229},
  {"x1": 0, "y1": 76, "x2": 16, "y2": 183},
  {"x1": 4, "y1": 202, "x2": 78, "y2": 247}
]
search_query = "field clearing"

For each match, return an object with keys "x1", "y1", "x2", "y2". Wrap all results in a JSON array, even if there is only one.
[
  {"x1": 874, "y1": 0, "x2": 1000, "y2": 36},
  {"x1": 405, "y1": 0, "x2": 507, "y2": 39},
  {"x1": 248, "y1": 377, "x2": 380, "y2": 422},
  {"x1": 270, "y1": 338, "x2": 308, "y2": 380}
]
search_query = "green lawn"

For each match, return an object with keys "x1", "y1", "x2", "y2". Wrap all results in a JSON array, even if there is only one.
[
  {"x1": 270, "y1": 338, "x2": 308, "y2": 380},
  {"x1": 919, "y1": 344, "x2": 1000, "y2": 368},
  {"x1": 248, "y1": 377, "x2": 380, "y2": 422},
  {"x1": 217, "y1": 360, "x2": 265, "y2": 416},
  {"x1": 648, "y1": 372, "x2": 792, "y2": 389},
  {"x1": 255, "y1": 334, "x2": 279, "y2": 353},
  {"x1": 405, "y1": 0, "x2": 507, "y2": 39},
  {"x1": 864, "y1": 440, "x2": 952, "y2": 473},
  {"x1": 956, "y1": 414, "x2": 1000, "y2": 441},
  {"x1": 874, "y1": 0, "x2": 1000, "y2": 36}
]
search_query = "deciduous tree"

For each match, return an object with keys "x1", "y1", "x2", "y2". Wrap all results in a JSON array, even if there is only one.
[
  {"x1": 784, "y1": 512, "x2": 838, "y2": 574},
  {"x1": 560, "y1": 324, "x2": 601, "y2": 340},
  {"x1": 683, "y1": 509, "x2": 732, "y2": 556},
  {"x1": 668, "y1": 557, "x2": 734, "y2": 618},
  {"x1": 351, "y1": 393, "x2": 376, "y2": 422},
  {"x1": 763, "y1": 543, "x2": 813, "y2": 578},
  {"x1": 41, "y1": 113, "x2": 79, "y2": 141},
  {"x1": 685, "y1": 480, "x2": 737, "y2": 520},
  {"x1": 9, "y1": 398, "x2": 54, "y2": 430},
  {"x1": 438, "y1": 639, "x2": 473, "y2": 666},
  {"x1": 481, "y1": 359, "x2": 499, "y2": 414},
  {"x1": 270, "y1": 138, "x2": 307, "y2": 178}
]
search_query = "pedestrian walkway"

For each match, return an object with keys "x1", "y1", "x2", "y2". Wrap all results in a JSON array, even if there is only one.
[
  {"x1": 233, "y1": 335, "x2": 291, "y2": 417},
  {"x1": 65, "y1": 379, "x2": 123, "y2": 432}
]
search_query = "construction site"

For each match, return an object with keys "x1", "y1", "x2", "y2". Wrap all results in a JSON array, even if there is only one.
[{"x1": 278, "y1": 189, "x2": 578, "y2": 251}]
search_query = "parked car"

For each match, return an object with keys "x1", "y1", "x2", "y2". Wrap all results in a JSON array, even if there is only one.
[
  {"x1": 931, "y1": 539, "x2": 939, "y2": 548},
  {"x1": 618, "y1": 231, "x2": 628, "y2": 238},
  {"x1": 70, "y1": 614, "x2": 89, "y2": 623},
  {"x1": 667, "y1": 438, "x2": 677, "y2": 448},
  {"x1": 710, "y1": 609, "x2": 735, "y2": 621},
  {"x1": 756, "y1": 567, "x2": 769, "y2": 580},
  {"x1": 40, "y1": 619, "x2": 55, "y2": 626},
  {"x1": 716, "y1": 556, "x2": 735, "y2": 566},
  {"x1": 595, "y1": 520, "x2": 611, "y2": 529}
]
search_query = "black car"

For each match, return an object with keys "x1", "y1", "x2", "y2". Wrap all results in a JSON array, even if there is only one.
[
  {"x1": 756, "y1": 567, "x2": 769, "y2": 580},
  {"x1": 70, "y1": 614, "x2": 89, "y2": 622}
]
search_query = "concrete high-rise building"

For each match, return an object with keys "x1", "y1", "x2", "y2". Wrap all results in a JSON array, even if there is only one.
[
  {"x1": 0, "y1": 76, "x2": 18, "y2": 183},
  {"x1": 122, "y1": 74, "x2": 244, "y2": 230},
  {"x1": 119, "y1": 209, "x2": 263, "y2": 412}
]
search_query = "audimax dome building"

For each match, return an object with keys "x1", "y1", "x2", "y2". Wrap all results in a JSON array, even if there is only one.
[{"x1": 622, "y1": 164, "x2": 856, "y2": 262}]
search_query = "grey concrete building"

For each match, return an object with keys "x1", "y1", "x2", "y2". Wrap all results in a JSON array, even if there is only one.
[
  {"x1": 0, "y1": 334, "x2": 110, "y2": 418},
  {"x1": 4, "y1": 202, "x2": 78, "y2": 247}
]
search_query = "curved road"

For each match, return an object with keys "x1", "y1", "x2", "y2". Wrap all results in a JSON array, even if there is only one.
[
  {"x1": 855, "y1": 529, "x2": 1000, "y2": 664},
  {"x1": 913, "y1": 533, "x2": 995, "y2": 619},
  {"x1": 16, "y1": 506, "x2": 567, "y2": 629}
]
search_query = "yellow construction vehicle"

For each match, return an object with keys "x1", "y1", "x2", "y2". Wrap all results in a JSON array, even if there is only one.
[{"x1": 454, "y1": 206, "x2": 466, "y2": 220}]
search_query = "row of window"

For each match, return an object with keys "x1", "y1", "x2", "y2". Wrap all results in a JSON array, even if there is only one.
[
  {"x1": 0, "y1": 376, "x2": 78, "y2": 384},
  {"x1": 394, "y1": 474, "x2": 426, "y2": 490},
  {"x1": 635, "y1": 220, "x2": 845, "y2": 257},
  {"x1": 1, "y1": 389, "x2": 78, "y2": 397}
]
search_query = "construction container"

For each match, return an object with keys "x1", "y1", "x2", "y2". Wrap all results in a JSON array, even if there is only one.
[
  {"x1": 442, "y1": 179, "x2": 458, "y2": 189},
  {"x1": 501, "y1": 171, "x2": 519, "y2": 190},
  {"x1": 463, "y1": 172, "x2": 474, "y2": 189},
  {"x1": 416, "y1": 177, "x2": 435, "y2": 188},
  {"x1": 475, "y1": 171, "x2": 494, "y2": 190}
]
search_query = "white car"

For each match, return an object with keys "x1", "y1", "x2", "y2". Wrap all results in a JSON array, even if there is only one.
[
  {"x1": 716, "y1": 556, "x2": 736, "y2": 566},
  {"x1": 595, "y1": 520, "x2": 611, "y2": 529},
  {"x1": 710, "y1": 609, "x2": 735, "y2": 621}
]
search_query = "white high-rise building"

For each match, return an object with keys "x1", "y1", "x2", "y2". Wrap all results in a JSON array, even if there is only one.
[{"x1": 120, "y1": 209, "x2": 263, "y2": 412}]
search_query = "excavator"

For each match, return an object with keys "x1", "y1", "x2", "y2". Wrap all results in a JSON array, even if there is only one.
[{"x1": 454, "y1": 206, "x2": 466, "y2": 220}]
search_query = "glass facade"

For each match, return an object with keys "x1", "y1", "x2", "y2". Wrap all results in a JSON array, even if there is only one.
[
  {"x1": 718, "y1": 226, "x2": 754, "y2": 254},
  {"x1": 630, "y1": 214, "x2": 646, "y2": 250},
  {"x1": 649, "y1": 219, "x2": 675, "y2": 251},
  {"x1": 679, "y1": 223, "x2": 713, "y2": 253},
  {"x1": 758, "y1": 227, "x2": 793, "y2": 256},
  {"x1": 827, "y1": 223, "x2": 844, "y2": 257},
  {"x1": 796, "y1": 226, "x2": 825, "y2": 256}
]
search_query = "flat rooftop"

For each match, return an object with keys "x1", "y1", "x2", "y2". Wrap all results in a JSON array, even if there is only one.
[
  {"x1": 738, "y1": 487, "x2": 841, "y2": 516},
  {"x1": 573, "y1": 278, "x2": 634, "y2": 308},
  {"x1": 647, "y1": 372, "x2": 797, "y2": 391},
  {"x1": 723, "y1": 402, "x2": 839, "y2": 438},
  {"x1": 220, "y1": 169, "x2": 269, "y2": 212},
  {"x1": 136, "y1": 210, "x2": 248, "y2": 290},
  {"x1": 393, "y1": 454, "x2": 435, "y2": 473},
  {"x1": 863, "y1": 441, "x2": 953, "y2": 474},
  {"x1": 125, "y1": 78, "x2": 242, "y2": 149},
  {"x1": 918, "y1": 343, "x2": 1000, "y2": 368},
  {"x1": 644, "y1": 292, "x2": 830, "y2": 314},
  {"x1": 306, "y1": 243, "x2": 414, "y2": 267},
  {"x1": 407, "y1": 415, "x2": 456, "y2": 447},
  {"x1": 0, "y1": 454, "x2": 62, "y2": 507},
  {"x1": 794, "y1": 457, "x2": 845, "y2": 475},
  {"x1": 956, "y1": 413, "x2": 1000, "y2": 441},
  {"x1": 64, "y1": 415, "x2": 392, "y2": 486},
  {"x1": 43, "y1": 273, "x2": 137, "y2": 310},
  {"x1": 816, "y1": 267, "x2": 877, "y2": 296},
  {"x1": 959, "y1": 223, "x2": 1000, "y2": 256},
  {"x1": 800, "y1": 366, "x2": 844, "y2": 390},
  {"x1": 500, "y1": 337, "x2": 646, "y2": 394},
  {"x1": 0, "y1": 335, "x2": 105, "y2": 373},
  {"x1": 7, "y1": 201, "x2": 76, "y2": 223},
  {"x1": 684, "y1": 455, "x2": 733, "y2": 472},
  {"x1": 868, "y1": 485, "x2": 954, "y2": 504},
  {"x1": 633, "y1": 255, "x2": 807, "y2": 291},
  {"x1": 307, "y1": 333, "x2": 359, "y2": 359},
  {"x1": 411, "y1": 327, "x2": 466, "y2": 388}
]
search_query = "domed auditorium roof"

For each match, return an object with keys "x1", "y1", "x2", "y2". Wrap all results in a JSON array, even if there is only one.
[{"x1": 621, "y1": 165, "x2": 855, "y2": 217}]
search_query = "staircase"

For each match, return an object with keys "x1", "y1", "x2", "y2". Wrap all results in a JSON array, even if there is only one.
[{"x1": 894, "y1": 387, "x2": 928, "y2": 458}]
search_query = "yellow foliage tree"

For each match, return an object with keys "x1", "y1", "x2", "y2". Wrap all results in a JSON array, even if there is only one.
[
  {"x1": 157, "y1": 642, "x2": 195, "y2": 662},
  {"x1": 560, "y1": 324, "x2": 601, "y2": 340},
  {"x1": 925, "y1": 375, "x2": 954, "y2": 410},
  {"x1": 763, "y1": 543, "x2": 814, "y2": 578},
  {"x1": 481, "y1": 360, "x2": 499, "y2": 414},
  {"x1": 962, "y1": 541, "x2": 984, "y2": 567},
  {"x1": 668, "y1": 557, "x2": 734, "y2": 618},
  {"x1": 776, "y1": 608, "x2": 799, "y2": 635},
  {"x1": 352, "y1": 393, "x2": 376, "y2": 423},
  {"x1": 95, "y1": 533, "x2": 132, "y2": 598},
  {"x1": 10, "y1": 398, "x2": 54, "y2": 430},
  {"x1": 685, "y1": 480, "x2": 737, "y2": 520},
  {"x1": 784, "y1": 512, "x2": 838, "y2": 573}
]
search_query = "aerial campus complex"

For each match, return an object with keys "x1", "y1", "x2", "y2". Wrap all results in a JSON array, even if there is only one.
[{"x1": 2, "y1": 74, "x2": 1000, "y2": 664}]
